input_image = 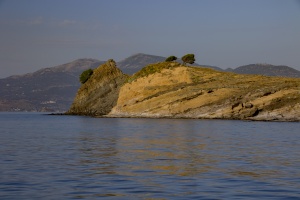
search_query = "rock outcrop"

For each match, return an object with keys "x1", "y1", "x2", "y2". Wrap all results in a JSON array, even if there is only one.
[
  {"x1": 110, "y1": 62, "x2": 300, "y2": 121},
  {"x1": 68, "y1": 61, "x2": 300, "y2": 121},
  {"x1": 66, "y1": 59, "x2": 128, "y2": 116}
]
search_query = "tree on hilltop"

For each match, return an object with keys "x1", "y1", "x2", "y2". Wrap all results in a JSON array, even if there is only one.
[
  {"x1": 165, "y1": 56, "x2": 177, "y2": 62},
  {"x1": 181, "y1": 54, "x2": 195, "y2": 65}
]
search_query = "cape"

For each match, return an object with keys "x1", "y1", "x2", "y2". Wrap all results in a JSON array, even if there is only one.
[{"x1": 67, "y1": 60, "x2": 300, "y2": 121}]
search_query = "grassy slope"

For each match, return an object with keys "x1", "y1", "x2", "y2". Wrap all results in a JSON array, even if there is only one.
[{"x1": 111, "y1": 62, "x2": 300, "y2": 121}]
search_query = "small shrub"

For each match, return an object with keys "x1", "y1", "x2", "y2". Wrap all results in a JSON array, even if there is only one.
[
  {"x1": 80, "y1": 69, "x2": 93, "y2": 84},
  {"x1": 182, "y1": 54, "x2": 195, "y2": 65},
  {"x1": 165, "y1": 56, "x2": 177, "y2": 62}
]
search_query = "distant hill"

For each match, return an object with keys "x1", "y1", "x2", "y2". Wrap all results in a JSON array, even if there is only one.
[
  {"x1": 117, "y1": 53, "x2": 166, "y2": 74},
  {"x1": 200, "y1": 65, "x2": 224, "y2": 72},
  {"x1": 0, "y1": 59, "x2": 103, "y2": 112},
  {"x1": 232, "y1": 64, "x2": 300, "y2": 78}
]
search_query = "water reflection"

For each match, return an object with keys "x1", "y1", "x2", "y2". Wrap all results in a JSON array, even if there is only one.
[
  {"x1": 1, "y1": 113, "x2": 300, "y2": 199},
  {"x1": 75, "y1": 118, "x2": 299, "y2": 182},
  {"x1": 68, "y1": 118, "x2": 300, "y2": 199},
  {"x1": 116, "y1": 130, "x2": 215, "y2": 177},
  {"x1": 78, "y1": 135, "x2": 118, "y2": 175}
]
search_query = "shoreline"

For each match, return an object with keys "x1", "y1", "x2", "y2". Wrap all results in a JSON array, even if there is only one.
[{"x1": 51, "y1": 112, "x2": 300, "y2": 122}]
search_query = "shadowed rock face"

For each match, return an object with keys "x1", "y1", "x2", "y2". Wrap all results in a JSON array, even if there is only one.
[
  {"x1": 68, "y1": 61, "x2": 300, "y2": 121},
  {"x1": 66, "y1": 60, "x2": 128, "y2": 116}
]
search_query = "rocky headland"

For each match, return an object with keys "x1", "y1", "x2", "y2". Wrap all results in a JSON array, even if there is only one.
[
  {"x1": 66, "y1": 59, "x2": 128, "y2": 115},
  {"x1": 67, "y1": 60, "x2": 300, "y2": 121}
]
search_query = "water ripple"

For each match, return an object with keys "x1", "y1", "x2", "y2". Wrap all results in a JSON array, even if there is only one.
[{"x1": 0, "y1": 113, "x2": 299, "y2": 199}]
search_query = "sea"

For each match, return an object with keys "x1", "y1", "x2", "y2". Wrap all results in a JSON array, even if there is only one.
[{"x1": 0, "y1": 112, "x2": 299, "y2": 199}]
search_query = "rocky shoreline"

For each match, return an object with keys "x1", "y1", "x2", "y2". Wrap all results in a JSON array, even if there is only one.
[
  {"x1": 52, "y1": 112, "x2": 299, "y2": 122},
  {"x1": 102, "y1": 115, "x2": 299, "y2": 122}
]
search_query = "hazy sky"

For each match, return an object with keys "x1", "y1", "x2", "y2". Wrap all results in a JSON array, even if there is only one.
[{"x1": 0, "y1": 0, "x2": 300, "y2": 78}]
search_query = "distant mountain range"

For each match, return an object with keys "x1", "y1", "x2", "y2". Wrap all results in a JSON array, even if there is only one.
[
  {"x1": 0, "y1": 59, "x2": 103, "y2": 112},
  {"x1": 119, "y1": 53, "x2": 224, "y2": 73},
  {"x1": 118, "y1": 53, "x2": 166, "y2": 74},
  {"x1": 0, "y1": 53, "x2": 299, "y2": 112}
]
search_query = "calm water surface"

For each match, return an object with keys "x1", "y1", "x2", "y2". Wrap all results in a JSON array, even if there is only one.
[{"x1": 0, "y1": 112, "x2": 299, "y2": 199}]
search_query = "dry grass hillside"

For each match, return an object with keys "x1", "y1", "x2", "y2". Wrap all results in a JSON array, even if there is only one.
[{"x1": 109, "y1": 62, "x2": 300, "y2": 121}]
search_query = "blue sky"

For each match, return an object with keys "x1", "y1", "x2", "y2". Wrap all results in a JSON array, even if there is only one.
[{"x1": 0, "y1": 0, "x2": 300, "y2": 78}]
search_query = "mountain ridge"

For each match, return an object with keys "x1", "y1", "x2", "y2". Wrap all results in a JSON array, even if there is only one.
[{"x1": 0, "y1": 58, "x2": 104, "y2": 112}]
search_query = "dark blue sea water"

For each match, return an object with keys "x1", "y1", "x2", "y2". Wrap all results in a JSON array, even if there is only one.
[{"x1": 0, "y1": 112, "x2": 300, "y2": 199}]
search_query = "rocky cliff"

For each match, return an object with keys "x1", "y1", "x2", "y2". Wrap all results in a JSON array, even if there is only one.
[
  {"x1": 68, "y1": 61, "x2": 300, "y2": 121},
  {"x1": 66, "y1": 59, "x2": 128, "y2": 116}
]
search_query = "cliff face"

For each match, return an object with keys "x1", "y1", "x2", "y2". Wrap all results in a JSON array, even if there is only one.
[
  {"x1": 109, "y1": 62, "x2": 300, "y2": 121},
  {"x1": 66, "y1": 60, "x2": 128, "y2": 115},
  {"x1": 68, "y1": 61, "x2": 300, "y2": 121}
]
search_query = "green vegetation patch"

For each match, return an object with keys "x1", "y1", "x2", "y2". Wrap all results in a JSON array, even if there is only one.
[
  {"x1": 165, "y1": 56, "x2": 177, "y2": 62},
  {"x1": 127, "y1": 62, "x2": 181, "y2": 83},
  {"x1": 181, "y1": 54, "x2": 195, "y2": 65},
  {"x1": 80, "y1": 69, "x2": 93, "y2": 84}
]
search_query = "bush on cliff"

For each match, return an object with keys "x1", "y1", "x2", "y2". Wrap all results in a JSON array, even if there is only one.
[
  {"x1": 165, "y1": 56, "x2": 177, "y2": 62},
  {"x1": 80, "y1": 69, "x2": 93, "y2": 84}
]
